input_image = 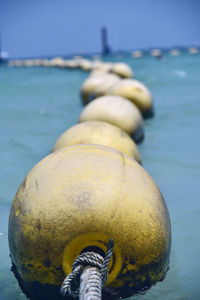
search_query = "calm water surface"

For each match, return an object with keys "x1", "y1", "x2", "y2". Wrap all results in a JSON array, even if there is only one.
[{"x1": 0, "y1": 52, "x2": 200, "y2": 299}]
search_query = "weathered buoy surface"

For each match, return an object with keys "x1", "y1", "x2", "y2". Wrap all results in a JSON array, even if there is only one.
[
  {"x1": 9, "y1": 145, "x2": 170, "y2": 300},
  {"x1": 52, "y1": 121, "x2": 142, "y2": 163},
  {"x1": 108, "y1": 78, "x2": 154, "y2": 118},
  {"x1": 9, "y1": 144, "x2": 171, "y2": 300},
  {"x1": 111, "y1": 62, "x2": 133, "y2": 78},
  {"x1": 79, "y1": 95, "x2": 144, "y2": 143},
  {"x1": 80, "y1": 73, "x2": 120, "y2": 104}
]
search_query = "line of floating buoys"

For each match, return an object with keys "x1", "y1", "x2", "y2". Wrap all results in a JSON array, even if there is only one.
[
  {"x1": 7, "y1": 46, "x2": 199, "y2": 69},
  {"x1": 131, "y1": 47, "x2": 200, "y2": 59},
  {"x1": 80, "y1": 71, "x2": 154, "y2": 118},
  {"x1": 8, "y1": 56, "x2": 171, "y2": 300},
  {"x1": 7, "y1": 57, "x2": 91, "y2": 69},
  {"x1": 7, "y1": 57, "x2": 133, "y2": 78}
]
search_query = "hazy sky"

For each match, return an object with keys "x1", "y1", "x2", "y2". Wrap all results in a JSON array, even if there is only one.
[{"x1": 1, "y1": 0, "x2": 200, "y2": 58}]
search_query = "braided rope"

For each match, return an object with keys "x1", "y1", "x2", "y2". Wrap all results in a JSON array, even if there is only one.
[
  {"x1": 60, "y1": 239, "x2": 114, "y2": 298},
  {"x1": 100, "y1": 239, "x2": 114, "y2": 286},
  {"x1": 79, "y1": 267, "x2": 102, "y2": 300}
]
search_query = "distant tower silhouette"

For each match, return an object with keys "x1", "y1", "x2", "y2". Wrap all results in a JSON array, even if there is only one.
[
  {"x1": 101, "y1": 26, "x2": 111, "y2": 55},
  {"x1": 0, "y1": 32, "x2": 2, "y2": 64}
]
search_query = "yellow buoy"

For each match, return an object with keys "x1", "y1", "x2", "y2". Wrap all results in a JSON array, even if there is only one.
[
  {"x1": 91, "y1": 61, "x2": 112, "y2": 73},
  {"x1": 111, "y1": 62, "x2": 133, "y2": 78},
  {"x1": 89, "y1": 68, "x2": 110, "y2": 77},
  {"x1": 188, "y1": 47, "x2": 198, "y2": 55},
  {"x1": 9, "y1": 144, "x2": 171, "y2": 300},
  {"x1": 49, "y1": 57, "x2": 69, "y2": 68},
  {"x1": 80, "y1": 73, "x2": 120, "y2": 104},
  {"x1": 169, "y1": 49, "x2": 180, "y2": 56},
  {"x1": 79, "y1": 95, "x2": 144, "y2": 143},
  {"x1": 150, "y1": 49, "x2": 162, "y2": 57},
  {"x1": 52, "y1": 121, "x2": 142, "y2": 163},
  {"x1": 132, "y1": 50, "x2": 143, "y2": 58},
  {"x1": 79, "y1": 59, "x2": 93, "y2": 71},
  {"x1": 108, "y1": 78, "x2": 154, "y2": 118}
]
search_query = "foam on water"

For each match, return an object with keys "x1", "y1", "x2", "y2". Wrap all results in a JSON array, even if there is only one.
[{"x1": 0, "y1": 52, "x2": 200, "y2": 299}]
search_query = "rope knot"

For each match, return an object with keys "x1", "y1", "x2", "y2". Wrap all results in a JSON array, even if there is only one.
[{"x1": 60, "y1": 239, "x2": 114, "y2": 298}]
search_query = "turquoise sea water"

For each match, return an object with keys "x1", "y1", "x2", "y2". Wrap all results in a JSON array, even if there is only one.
[{"x1": 0, "y1": 52, "x2": 200, "y2": 299}]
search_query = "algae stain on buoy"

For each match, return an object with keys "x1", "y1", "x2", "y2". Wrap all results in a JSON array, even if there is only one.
[
  {"x1": 9, "y1": 144, "x2": 171, "y2": 300},
  {"x1": 52, "y1": 121, "x2": 142, "y2": 163}
]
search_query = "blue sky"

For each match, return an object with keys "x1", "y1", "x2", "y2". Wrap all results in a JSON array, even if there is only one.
[{"x1": 1, "y1": 0, "x2": 200, "y2": 58}]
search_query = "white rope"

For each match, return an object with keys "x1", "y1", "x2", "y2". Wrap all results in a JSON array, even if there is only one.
[{"x1": 79, "y1": 267, "x2": 102, "y2": 300}]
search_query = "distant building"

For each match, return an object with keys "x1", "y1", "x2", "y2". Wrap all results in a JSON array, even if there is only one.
[{"x1": 101, "y1": 27, "x2": 111, "y2": 55}]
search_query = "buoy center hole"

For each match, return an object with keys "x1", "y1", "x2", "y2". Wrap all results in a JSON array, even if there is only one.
[{"x1": 80, "y1": 246, "x2": 105, "y2": 258}]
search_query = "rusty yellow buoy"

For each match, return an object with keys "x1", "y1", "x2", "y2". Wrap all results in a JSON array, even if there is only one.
[
  {"x1": 91, "y1": 61, "x2": 112, "y2": 73},
  {"x1": 9, "y1": 144, "x2": 171, "y2": 300},
  {"x1": 80, "y1": 73, "x2": 120, "y2": 104},
  {"x1": 79, "y1": 95, "x2": 144, "y2": 143},
  {"x1": 52, "y1": 121, "x2": 141, "y2": 163},
  {"x1": 108, "y1": 78, "x2": 154, "y2": 118},
  {"x1": 111, "y1": 62, "x2": 133, "y2": 78}
]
